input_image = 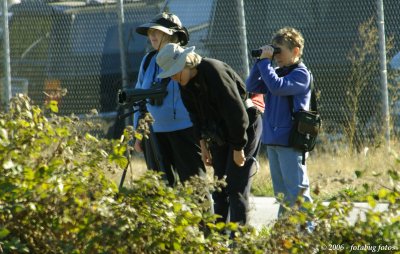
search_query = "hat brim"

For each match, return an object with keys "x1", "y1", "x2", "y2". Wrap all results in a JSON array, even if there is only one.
[
  {"x1": 157, "y1": 46, "x2": 195, "y2": 79},
  {"x1": 136, "y1": 22, "x2": 174, "y2": 36}
]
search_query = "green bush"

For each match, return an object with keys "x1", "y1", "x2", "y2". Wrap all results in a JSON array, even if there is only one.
[
  {"x1": 251, "y1": 167, "x2": 400, "y2": 254},
  {"x1": 0, "y1": 95, "x2": 399, "y2": 254},
  {"x1": 0, "y1": 95, "x2": 238, "y2": 253}
]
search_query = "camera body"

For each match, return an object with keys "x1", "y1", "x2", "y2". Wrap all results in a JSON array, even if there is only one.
[
  {"x1": 148, "y1": 82, "x2": 167, "y2": 106},
  {"x1": 251, "y1": 45, "x2": 281, "y2": 57}
]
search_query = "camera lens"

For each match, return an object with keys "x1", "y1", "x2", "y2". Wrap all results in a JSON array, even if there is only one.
[{"x1": 251, "y1": 49, "x2": 262, "y2": 57}]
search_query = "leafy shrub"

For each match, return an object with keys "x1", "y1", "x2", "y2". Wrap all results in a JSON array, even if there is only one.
[
  {"x1": 1, "y1": 95, "x2": 274, "y2": 253},
  {"x1": 0, "y1": 95, "x2": 399, "y2": 254},
  {"x1": 0, "y1": 95, "x2": 235, "y2": 253}
]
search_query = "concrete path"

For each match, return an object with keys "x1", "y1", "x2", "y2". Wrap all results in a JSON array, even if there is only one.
[{"x1": 248, "y1": 197, "x2": 389, "y2": 231}]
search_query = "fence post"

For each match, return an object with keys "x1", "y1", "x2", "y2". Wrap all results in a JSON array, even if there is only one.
[
  {"x1": 117, "y1": 0, "x2": 131, "y2": 189},
  {"x1": 1, "y1": 0, "x2": 11, "y2": 111},
  {"x1": 117, "y1": 0, "x2": 128, "y2": 90},
  {"x1": 237, "y1": 0, "x2": 249, "y2": 78},
  {"x1": 117, "y1": 0, "x2": 130, "y2": 128},
  {"x1": 377, "y1": 0, "x2": 390, "y2": 149}
]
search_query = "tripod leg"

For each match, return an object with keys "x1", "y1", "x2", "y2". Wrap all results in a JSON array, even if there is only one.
[
  {"x1": 118, "y1": 166, "x2": 128, "y2": 190},
  {"x1": 118, "y1": 142, "x2": 132, "y2": 191},
  {"x1": 144, "y1": 127, "x2": 175, "y2": 184}
]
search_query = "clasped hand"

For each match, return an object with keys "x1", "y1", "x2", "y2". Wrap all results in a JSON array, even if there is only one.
[
  {"x1": 200, "y1": 140, "x2": 245, "y2": 167},
  {"x1": 259, "y1": 45, "x2": 275, "y2": 60}
]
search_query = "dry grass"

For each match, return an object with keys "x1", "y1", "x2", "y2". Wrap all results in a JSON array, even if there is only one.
[
  {"x1": 251, "y1": 140, "x2": 400, "y2": 200},
  {"x1": 107, "y1": 141, "x2": 399, "y2": 201},
  {"x1": 306, "y1": 141, "x2": 399, "y2": 200},
  {"x1": 107, "y1": 154, "x2": 216, "y2": 188}
]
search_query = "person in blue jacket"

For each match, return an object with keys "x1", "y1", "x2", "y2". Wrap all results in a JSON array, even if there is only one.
[
  {"x1": 133, "y1": 12, "x2": 205, "y2": 186},
  {"x1": 246, "y1": 27, "x2": 313, "y2": 217}
]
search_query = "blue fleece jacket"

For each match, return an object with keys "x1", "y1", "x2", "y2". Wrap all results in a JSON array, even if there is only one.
[
  {"x1": 133, "y1": 52, "x2": 192, "y2": 132},
  {"x1": 246, "y1": 58, "x2": 311, "y2": 146}
]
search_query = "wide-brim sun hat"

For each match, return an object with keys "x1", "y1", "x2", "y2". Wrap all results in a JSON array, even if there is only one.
[
  {"x1": 136, "y1": 21, "x2": 174, "y2": 36},
  {"x1": 156, "y1": 43, "x2": 195, "y2": 79},
  {"x1": 136, "y1": 12, "x2": 189, "y2": 46},
  {"x1": 136, "y1": 12, "x2": 181, "y2": 36}
]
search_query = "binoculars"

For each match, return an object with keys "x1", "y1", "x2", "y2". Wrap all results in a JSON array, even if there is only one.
[{"x1": 251, "y1": 45, "x2": 281, "y2": 57}]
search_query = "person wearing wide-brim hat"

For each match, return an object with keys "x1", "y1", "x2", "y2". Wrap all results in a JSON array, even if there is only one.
[
  {"x1": 156, "y1": 43, "x2": 264, "y2": 228},
  {"x1": 132, "y1": 13, "x2": 205, "y2": 187},
  {"x1": 135, "y1": 13, "x2": 189, "y2": 46}
]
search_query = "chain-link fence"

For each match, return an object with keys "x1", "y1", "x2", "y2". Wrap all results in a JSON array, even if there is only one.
[{"x1": 1, "y1": 0, "x2": 400, "y2": 149}]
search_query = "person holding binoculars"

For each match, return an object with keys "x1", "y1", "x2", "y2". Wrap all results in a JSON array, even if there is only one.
[
  {"x1": 133, "y1": 12, "x2": 205, "y2": 186},
  {"x1": 246, "y1": 27, "x2": 314, "y2": 225}
]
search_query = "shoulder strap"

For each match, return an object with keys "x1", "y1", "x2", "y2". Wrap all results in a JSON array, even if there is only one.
[
  {"x1": 309, "y1": 73, "x2": 318, "y2": 112},
  {"x1": 142, "y1": 50, "x2": 170, "y2": 85},
  {"x1": 143, "y1": 50, "x2": 171, "y2": 89},
  {"x1": 289, "y1": 70, "x2": 318, "y2": 115},
  {"x1": 143, "y1": 50, "x2": 157, "y2": 73},
  {"x1": 160, "y1": 77, "x2": 171, "y2": 87}
]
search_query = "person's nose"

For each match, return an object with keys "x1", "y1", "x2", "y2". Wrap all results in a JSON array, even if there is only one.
[{"x1": 147, "y1": 30, "x2": 157, "y2": 38}]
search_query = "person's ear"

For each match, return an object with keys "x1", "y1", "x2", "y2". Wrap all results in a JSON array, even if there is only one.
[{"x1": 293, "y1": 46, "x2": 300, "y2": 57}]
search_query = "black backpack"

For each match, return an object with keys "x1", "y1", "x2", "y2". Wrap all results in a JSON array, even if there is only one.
[{"x1": 288, "y1": 73, "x2": 322, "y2": 165}]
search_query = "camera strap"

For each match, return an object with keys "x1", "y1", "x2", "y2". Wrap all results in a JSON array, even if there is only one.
[
  {"x1": 288, "y1": 72, "x2": 317, "y2": 115},
  {"x1": 143, "y1": 50, "x2": 157, "y2": 73},
  {"x1": 144, "y1": 50, "x2": 170, "y2": 89},
  {"x1": 142, "y1": 50, "x2": 171, "y2": 107}
]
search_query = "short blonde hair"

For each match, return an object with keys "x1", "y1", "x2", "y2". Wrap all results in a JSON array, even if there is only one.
[
  {"x1": 184, "y1": 52, "x2": 202, "y2": 69},
  {"x1": 272, "y1": 27, "x2": 304, "y2": 57}
]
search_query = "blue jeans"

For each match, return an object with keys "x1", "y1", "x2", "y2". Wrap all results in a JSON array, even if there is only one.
[{"x1": 266, "y1": 145, "x2": 312, "y2": 216}]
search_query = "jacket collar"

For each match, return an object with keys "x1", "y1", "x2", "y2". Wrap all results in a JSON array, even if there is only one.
[{"x1": 275, "y1": 61, "x2": 303, "y2": 77}]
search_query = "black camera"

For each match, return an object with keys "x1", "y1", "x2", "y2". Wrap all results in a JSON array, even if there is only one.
[
  {"x1": 251, "y1": 45, "x2": 281, "y2": 57},
  {"x1": 148, "y1": 82, "x2": 167, "y2": 106},
  {"x1": 118, "y1": 83, "x2": 167, "y2": 107}
]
